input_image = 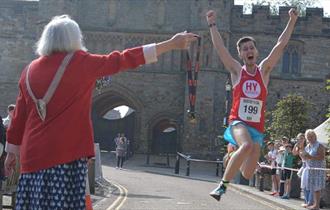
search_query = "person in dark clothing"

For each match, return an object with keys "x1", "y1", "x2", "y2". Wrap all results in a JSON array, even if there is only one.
[
  {"x1": 115, "y1": 136, "x2": 128, "y2": 169},
  {"x1": 0, "y1": 116, "x2": 7, "y2": 179}
]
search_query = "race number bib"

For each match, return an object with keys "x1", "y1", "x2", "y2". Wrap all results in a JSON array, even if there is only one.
[{"x1": 238, "y1": 98, "x2": 262, "y2": 122}]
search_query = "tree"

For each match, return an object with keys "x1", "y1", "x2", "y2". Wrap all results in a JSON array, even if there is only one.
[
  {"x1": 327, "y1": 79, "x2": 330, "y2": 145},
  {"x1": 243, "y1": 0, "x2": 322, "y2": 16},
  {"x1": 277, "y1": 0, "x2": 321, "y2": 16},
  {"x1": 268, "y1": 94, "x2": 310, "y2": 140}
]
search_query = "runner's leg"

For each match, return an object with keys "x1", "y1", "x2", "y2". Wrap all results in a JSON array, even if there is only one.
[
  {"x1": 209, "y1": 123, "x2": 254, "y2": 201},
  {"x1": 239, "y1": 143, "x2": 260, "y2": 179},
  {"x1": 222, "y1": 124, "x2": 254, "y2": 181}
]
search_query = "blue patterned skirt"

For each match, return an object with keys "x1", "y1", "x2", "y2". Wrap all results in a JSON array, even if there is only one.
[{"x1": 15, "y1": 158, "x2": 87, "y2": 210}]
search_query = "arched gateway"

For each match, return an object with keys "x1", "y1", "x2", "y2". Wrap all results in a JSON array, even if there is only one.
[
  {"x1": 147, "y1": 113, "x2": 181, "y2": 155},
  {"x1": 92, "y1": 83, "x2": 143, "y2": 153}
]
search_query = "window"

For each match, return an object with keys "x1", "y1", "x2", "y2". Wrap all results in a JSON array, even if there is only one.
[
  {"x1": 282, "y1": 51, "x2": 290, "y2": 74},
  {"x1": 291, "y1": 51, "x2": 300, "y2": 74},
  {"x1": 281, "y1": 41, "x2": 303, "y2": 76}
]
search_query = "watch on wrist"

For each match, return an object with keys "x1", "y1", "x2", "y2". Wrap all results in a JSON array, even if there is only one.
[{"x1": 209, "y1": 23, "x2": 216, "y2": 28}]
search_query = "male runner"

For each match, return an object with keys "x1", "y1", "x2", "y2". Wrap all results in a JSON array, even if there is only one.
[{"x1": 206, "y1": 8, "x2": 298, "y2": 201}]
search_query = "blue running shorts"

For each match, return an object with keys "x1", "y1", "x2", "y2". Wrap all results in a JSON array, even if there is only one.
[{"x1": 224, "y1": 120, "x2": 264, "y2": 147}]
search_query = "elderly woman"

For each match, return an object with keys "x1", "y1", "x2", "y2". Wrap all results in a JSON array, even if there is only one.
[
  {"x1": 4, "y1": 15, "x2": 197, "y2": 209},
  {"x1": 293, "y1": 133, "x2": 313, "y2": 207},
  {"x1": 299, "y1": 129, "x2": 326, "y2": 210}
]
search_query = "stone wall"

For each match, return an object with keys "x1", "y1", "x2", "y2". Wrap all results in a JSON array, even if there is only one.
[{"x1": 0, "y1": 0, "x2": 329, "y2": 154}]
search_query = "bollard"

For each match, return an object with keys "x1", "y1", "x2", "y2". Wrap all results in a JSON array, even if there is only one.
[
  {"x1": 259, "y1": 174, "x2": 264, "y2": 191},
  {"x1": 146, "y1": 153, "x2": 150, "y2": 165},
  {"x1": 249, "y1": 173, "x2": 256, "y2": 187},
  {"x1": 216, "y1": 159, "x2": 220, "y2": 176},
  {"x1": 186, "y1": 160, "x2": 190, "y2": 176},
  {"x1": 0, "y1": 181, "x2": 2, "y2": 210},
  {"x1": 221, "y1": 162, "x2": 224, "y2": 177},
  {"x1": 279, "y1": 179, "x2": 285, "y2": 196},
  {"x1": 166, "y1": 153, "x2": 170, "y2": 167},
  {"x1": 279, "y1": 169, "x2": 285, "y2": 196},
  {"x1": 174, "y1": 155, "x2": 180, "y2": 174},
  {"x1": 87, "y1": 158, "x2": 96, "y2": 194},
  {"x1": 94, "y1": 143, "x2": 103, "y2": 180}
]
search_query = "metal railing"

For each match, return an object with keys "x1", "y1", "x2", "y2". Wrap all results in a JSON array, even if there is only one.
[
  {"x1": 146, "y1": 153, "x2": 173, "y2": 167},
  {"x1": 174, "y1": 152, "x2": 224, "y2": 177}
]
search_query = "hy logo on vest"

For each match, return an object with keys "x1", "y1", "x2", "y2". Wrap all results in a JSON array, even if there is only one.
[{"x1": 242, "y1": 80, "x2": 261, "y2": 98}]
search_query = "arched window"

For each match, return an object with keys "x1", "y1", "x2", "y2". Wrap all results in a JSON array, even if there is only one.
[
  {"x1": 282, "y1": 51, "x2": 290, "y2": 73},
  {"x1": 281, "y1": 41, "x2": 303, "y2": 77},
  {"x1": 291, "y1": 51, "x2": 300, "y2": 74}
]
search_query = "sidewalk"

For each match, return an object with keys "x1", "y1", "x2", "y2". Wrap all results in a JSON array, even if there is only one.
[{"x1": 98, "y1": 153, "x2": 330, "y2": 210}]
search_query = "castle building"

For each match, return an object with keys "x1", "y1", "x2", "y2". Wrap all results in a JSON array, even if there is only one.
[{"x1": 0, "y1": 0, "x2": 329, "y2": 155}]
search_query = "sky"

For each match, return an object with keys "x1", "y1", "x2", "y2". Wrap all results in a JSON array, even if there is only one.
[{"x1": 234, "y1": 0, "x2": 330, "y2": 16}]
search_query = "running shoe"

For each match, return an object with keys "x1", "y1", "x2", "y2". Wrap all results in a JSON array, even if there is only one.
[{"x1": 209, "y1": 183, "x2": 227, "y2": 201}]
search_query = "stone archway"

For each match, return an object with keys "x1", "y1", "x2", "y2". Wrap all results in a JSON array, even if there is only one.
[
  {"x1": 92, "y1": 83, "x2": 143, "y2": 153},
  {"x1": 148, "y1": 112, "x2": 181, "y2": 154}
]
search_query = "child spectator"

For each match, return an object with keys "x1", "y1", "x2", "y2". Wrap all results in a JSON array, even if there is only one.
[
  {"x1": 281, "y1": 143, "x2": 294, "y2": 199},
  {"x1": 265, "y1": 141, "x2": 280, "y2": 196}
]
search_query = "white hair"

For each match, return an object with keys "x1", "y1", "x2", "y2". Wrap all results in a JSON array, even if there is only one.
[
  {"x1": 35, "y1": 15, "x2": 87, "y2": 56},
  {"x1": 305, "y1": 129, "x2": 317, "y2": 140}
]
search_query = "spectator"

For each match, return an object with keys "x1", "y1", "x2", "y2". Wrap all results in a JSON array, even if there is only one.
[
  {"x1": 278, "y1": 136, "x2": 289, "y2": 195},
  {"x1": 265, "y1": 141, "x2": 280, "y2": 196},
  {"x1": 281, "y1": 143, "x2": 294, "y2": 199},
  {"x1": 2, "y1": 104, "x2": 15, "y2": 129},
  {"x1": 124, "y1": 134, "x2": 132, "y2": 159},
  {"x1": 4, "y1": 14, "x2": 197, "y2": 210},
  {"x1": 274, "y1": 141, "x2": 283, "y2": 184},
  {"x1": 293, "y1": 132, "x2": 313, "y2": 208},
  {"x1": 280, "y1": 136, "x2": 290, "y2": 151},
  {"x1": 114, "y1": 133, "x2": 121, "y2": 149},
  {"x1": 0, "y1": 117, "x2": 5, "y2": 156},
  {"x1": 115, "y1": 136, "x2": 128, "y2": 169},
  {"x1": 300, "y1": 129, "x2": 326, "y2": 210},
  {"x1": 0, "y1": 117, "x2": 6, "y2": 179}
]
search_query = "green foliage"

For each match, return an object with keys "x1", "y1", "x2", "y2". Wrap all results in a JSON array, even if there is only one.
[
  {"x1": 217, "y1": 135, "x2": 227, "y2": 156},
  {"x1": 268, "y1": 94, "x2": 310, "y2": 140},
  {"x1": 278, "y1": 0, "x2": 321, "y2": 16},
  {"x1": 264, "y1": 111, "x2": 272, "y2": 140},
  {"x1": 245, "y1": 0, "x2": 321, "y2": 16},
  {"x1": 327, "y1": 80, "x2": 330, "y2": 145},
  {"x1": 327, "y1": 80, "x2": 330, "y2": 119}
]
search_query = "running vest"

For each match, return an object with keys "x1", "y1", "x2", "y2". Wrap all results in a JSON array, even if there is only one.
[{"x1": 228, "y1": 65, "x2": 267, "y2": 133}]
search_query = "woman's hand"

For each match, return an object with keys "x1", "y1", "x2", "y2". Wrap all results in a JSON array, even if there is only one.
[
  {"x1": 156, "y1": 32, "x2": 198, "y2": 56},
  {"x1": 299, "y1": 150, "x2": 311, "y2": 160},
  {"x1": 4, "y1": 152, "x2": 16, "y2": 177},
  {"x1": 169, "y1": 31, "x2": 199, "y2": 50}
]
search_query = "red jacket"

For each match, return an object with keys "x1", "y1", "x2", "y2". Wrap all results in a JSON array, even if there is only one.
[{"x1": 6, "y1": 45, "x2": 156, "y2": 173}]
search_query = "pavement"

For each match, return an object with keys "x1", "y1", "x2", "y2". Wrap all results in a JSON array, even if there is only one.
[
  {"x1": 93, "y1": 153, "x2": 330, "y2": 210},
  {"x1": 1, "y1": 153, "x2": 328, "y2": 210}
]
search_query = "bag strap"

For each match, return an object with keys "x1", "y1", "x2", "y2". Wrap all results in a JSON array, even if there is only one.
[{"x1": 25, "y1": 52, "x2": 74, "y2": 121}]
